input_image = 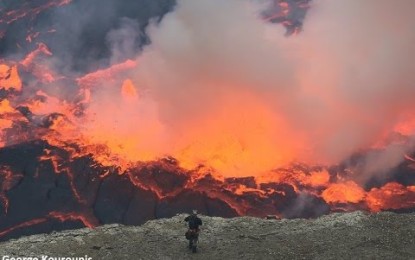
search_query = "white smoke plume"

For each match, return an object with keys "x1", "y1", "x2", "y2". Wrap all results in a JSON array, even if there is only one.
[{"x1": 83, "y1": 0, "x2": 415, "y2": 179}]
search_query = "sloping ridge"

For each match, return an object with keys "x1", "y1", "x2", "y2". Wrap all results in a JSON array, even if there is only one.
[{"x1": 0, "y1": 211, "x2": 414, "y2": 259}]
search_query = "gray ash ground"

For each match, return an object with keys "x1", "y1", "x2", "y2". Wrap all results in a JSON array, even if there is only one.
[{"x1": 0, "y1": 211, "x2": 414, "y2": 259}]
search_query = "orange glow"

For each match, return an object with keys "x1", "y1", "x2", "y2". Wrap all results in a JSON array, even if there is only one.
[
  {"x1": 0, "y1": 96, "x2": 27, "y2": 147},
  {"x1": 233, "y1": 185, "x2": 267, "y2": 197},
  {"x1": 256, "y1": 168, "x2": 330, "y2": 193},
  {"x1": 47, "y1": 211, "x2": 98, "y2": 228},
  {"x1": 0, "y1": 99, "x2": 14, "y2": 114},
  {"x1": 24, "y1": 90, "x2": 73, "y2": 116},
  {"x1": 0, "y1": 64, "x2": 22, "y2": 91},
  {"x1": 0, "y1": 0, "x2": 72, "y2": 25},
  {"x1": 301, "y1": 170, "x2": 331, "y2": 187},
  {"x1": 0, "y1": 166, "x2": 19, "y2": 214},
  {"x1": 77, "y1": 83, "x2": 306, "y2": 176},
  {"x1": 19, "y1": 43, "x2": 60, "y2": 83},
  {"x1": 279, "y1": 2, "x2": 290, "y2": 16},
  {"x1": 20, "y1": 43, "x2": 52, "y2": 67},
  {"x1": 0, "y1": 118, "x2": 13, "y2": 132},
  {"x1": 121, "y1": 79, "x2": 138, "y2": 100},
  {"x1": 0, "y1": 210, "x2": 96, "y2": 238},
  {"x1": 171, "y1": 91, "x2": 301, "y2": 177},
  {"x1": 366, "y1": 182, "x2": 415, "y2": 212},
  {"x1": 321, "y1": 181, "x2": 366, "y2": 204},
  {"x1": 0, "y1": 218, "x2": 48, "y2": 238},
  {"x1": 394, "y1": 115, "x2": 415, "y2": 136},
  {"x1": 77, "y1": 59, "x2": 137, "y2": 89}
]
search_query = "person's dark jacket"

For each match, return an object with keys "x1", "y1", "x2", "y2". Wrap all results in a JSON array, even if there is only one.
[{"x1": 185, "y1": 214, "x2": 202, "y2": 230}]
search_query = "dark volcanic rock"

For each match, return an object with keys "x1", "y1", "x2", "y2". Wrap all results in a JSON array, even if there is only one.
[
  {"x1": 93, "y1": 173, "x2": 157, "y2": 224},
  {"x1": 156, "y1": 190, "x2": 238, "y2": 219},
  {"x1": 0, "y1": 142, "x2": 243, "y2": 241}
]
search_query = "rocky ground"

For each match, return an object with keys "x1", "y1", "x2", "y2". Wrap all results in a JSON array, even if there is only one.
[{"x1": 0, "y1": 211, "x2": 414, "y2": 259}]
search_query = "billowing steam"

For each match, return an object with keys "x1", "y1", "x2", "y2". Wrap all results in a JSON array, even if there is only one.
[{"x1": 79, "y1": 0, "x2": 415, "y2": 179}]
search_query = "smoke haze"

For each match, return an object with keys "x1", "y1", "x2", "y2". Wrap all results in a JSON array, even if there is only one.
[
  {"x1": 3, "y1": 1, "x2": 415, "y2": 242},
  {"x1": 30, "y1": 0, "x2": 415, "y2": 178}
]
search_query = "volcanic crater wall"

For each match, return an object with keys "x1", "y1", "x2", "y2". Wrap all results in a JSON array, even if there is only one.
[
  {"x1": 0, "y1": 139, "x2": 331, "y2": 241},
  {"x1": 1, "y1": 0, "x2": 415, "y2": 243},
  {"x1": 0, "y1": 141, "x2": 235, "y2": 241},
  {"x1": 1, "y1": 139, "x2": 415, "y2": 241}
]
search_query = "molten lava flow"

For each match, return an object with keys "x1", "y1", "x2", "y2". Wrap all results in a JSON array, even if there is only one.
[
  {"x1": 0, "y1": 218, "x2": 48, "y2": 238},
  {"x1": 0, "y1": 0, "x2": 72, "y2": 25},
  {"x1": 47, "y1": 211, "x2": 98, "y2": 228},
  {"x1": 0, "y1": 64, "x2": 22, "y2": 91},
  {"x1": 171, "y1": 91, "x2": 302, "y2": 177},
  {"x1": 20, "y1": 43, "x2": 59, "y2": 83},
  {"x1": 321, "y1": 181, "x2": 366, "y2": 204},
  {"x1": 366, "y1": 183, "x2": 415, "y2": 212},
  {"x1": 77, "y1": 59, "x2": 137, "y2": 89},
  {"x1": 0, "y1": 166, "x2": 23, "y2": 214},
  {"x1": 20, "y1": 43, "x2": 53, "y2": 68},
  {"x1": 0, "y1": 100, "x2": 14, "y2": 115},
  {"x1": 0, "y1": 211, "x2": 97, "y2": 238}
]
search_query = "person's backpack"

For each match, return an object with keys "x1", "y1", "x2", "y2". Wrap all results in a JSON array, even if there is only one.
[
  {"x1": 185, "y1": 230, "x2": 192, "y2": 240},
  {"x1": 188, "y1": 215, "x2": 198, "y2": 229}
]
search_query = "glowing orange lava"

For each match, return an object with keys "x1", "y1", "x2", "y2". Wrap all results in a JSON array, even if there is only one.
[
  {"x1": 0, "y1": 64, "x2": 22, "y2": 91},
  {"x1": 322, "y1": 181, "x2": 366, "y2": 204}
]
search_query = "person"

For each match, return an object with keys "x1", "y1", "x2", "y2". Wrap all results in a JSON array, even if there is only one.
[{"x1": 184, "y1": 210, "x2": 202, "y2": 250}]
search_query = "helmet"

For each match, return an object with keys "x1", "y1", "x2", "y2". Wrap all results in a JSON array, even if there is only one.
[{"x1": 192, "y1": 209, "x2": 198, "y2": 215}]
